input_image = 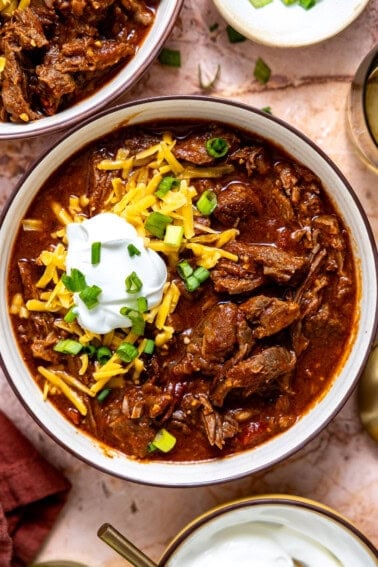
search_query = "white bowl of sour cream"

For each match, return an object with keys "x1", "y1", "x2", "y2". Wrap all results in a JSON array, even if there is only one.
[{"x1": 159, "y1": 495, "x2": 378, "y2": 567}]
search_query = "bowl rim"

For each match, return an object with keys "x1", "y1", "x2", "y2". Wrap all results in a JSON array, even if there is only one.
[
  {"x1": 158, "y1": 494, "x2": 378, "y2": 564},
  {"x1": 1, "y1": 95, "x2": 377, "y2": 486},
  {"x1": 0, "y1": 0, "x2": 184, "y2": 140}
]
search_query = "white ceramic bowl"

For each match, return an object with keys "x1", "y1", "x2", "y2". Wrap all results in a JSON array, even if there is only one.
[
  {"x1": 0, "y1": 96, "x2": 377, "y2": 486},
  {"x1": 0, "y1": 1, "x2": 183, "y2": 140},
  {"x1": 159, "y1": 495, "x2": 378, "y2": 566},
  {"x1": 212, "y1": 0, "x2": 370, "y2": 48}
]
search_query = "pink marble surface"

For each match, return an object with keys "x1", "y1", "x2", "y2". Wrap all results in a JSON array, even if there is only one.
[{"x1": 0, "y1": 1, "x2": 377, "y2": 565}]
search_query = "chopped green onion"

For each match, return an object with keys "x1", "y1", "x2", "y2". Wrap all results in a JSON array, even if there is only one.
[
  {"x1": 97, "y1": 388, "x2": 111, "y2": 402},
  {"x1": 299, "y1": 0, "x2": 316, "y2": 8},
  {"x1": 96, "y1": 346, "x2": 112, "y2": 365},
  {"x1": 206, "y1": 137, "x2": 229, "y2": 158},
  {"x1": 145, "y1": 211, "x2": 172, "y2": 239},
  {"x1": 79, "y1": 285, "x2": 102, "y2": 309},
  {"x1": 137, "y1": 296, "x2": 148, "y2": 313},
  {"x1": 158, "y1": 48, "x2": 181, "y2": 67},
  {"x1": 64, "y1": 306, "x2": 77, "y2": 323},
  {"x1": 127, "y1": 243, "x2": 141, "y2": 257},
  {"x1": 155, "y1": 176, "x2": 179, "y2": 198},
  {"x1": 143, "y1": 339, "x2": 155, "y2": 355},
  {"x1": 254, "y1": 57, "x2": 271, "y2": 84},
  {"x1": 116, "y1": 342, "x2": 139, "y2": 363},
  {"x1": 262, "y1": 106, "x2": 273, "y2": 114},
  {"x1": 62, "y1": 268, "x2": 86, "y2": 292},
  {"x1": 196, "y1": 190, "x2": 217, "y2": 215},
  {"x1": 148, "y1": 428, "x2": 177, "y2": 453},
  {"x1": 281, "y1": 0, "x2": 297, "y2": 4},
  {"x1": 91, "y1": 241, "x2": 101, "y2": 265},
  {"x1": 83, "y1": 344, "x2": 97, "y2": 357},
  {"x1": 185, "y1": 274, "x2": 201, "y2": 292},
  {"x1": 120, "y1": 307, "x2": 146, "y2": 336},
  {"x1": 164, "y1": 224, "x2": 184, "y2": 248},
  {"x1": 226, "y1": 25, "x2": 246, "y2": 43},
  {"x1": 177, "y1": 260, "x2": 194, "y2": 279},
  {"x1": 250, "y1": 0, "x2": 273, "y2": 6},
  {"x1": 125, "y1": 271, "x2": 143, "y2": 294},
  {"x1": 54, "y1": 339, "x2": 83, "y2": 355},
  {"x1": 198, "y1": 63, "x2": 221, "y2": 91},
  {"x1": 193, "y1": 266, "x2": 210, "y2": 283}
]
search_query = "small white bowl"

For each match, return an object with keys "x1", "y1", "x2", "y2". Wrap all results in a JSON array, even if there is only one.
[
  {"x1": 0, "y1": 1, "x2": 183, "y2": 140},
  {"x1": 0, "y1": 96, "x2": 377, "y2": 486},
  {"x1": 212, "y1": 0, "x2": 370, "y2": 48},
  {"x1": 160, "y1": 495, "x2": 378, "y2": 566}
]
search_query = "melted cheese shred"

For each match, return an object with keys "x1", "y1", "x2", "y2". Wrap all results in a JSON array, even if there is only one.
[{"x1": 19, "y1": 132, "x2": 239, "y2": 412}]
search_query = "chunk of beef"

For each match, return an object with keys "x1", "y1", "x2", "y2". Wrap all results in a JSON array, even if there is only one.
[
  {"x1": 121, "y1": 383, "x2": 173, "y2": 420},
  {"x1": 2, "y1": 7, "x2": 48, "y2": 50},
  {"x1": 173, "y1": 303, "x2": 253, "y2": 378},
  {"x1": 120, "y1": 0, "x2": 155, "y2": 25},
  {"x1": 230, "y1": 145, "x2": 272, "y2": 176},
  {"x1": 181, "y1": 393, "x2": 239, "y2": 449},
  {"x1": 87, "y1": 149, "x2": 115, "y2": 215},
  {"x1": 0, "y1": 47, "x2": 40, "y2": 122},
  {"x1": 173, "y1": 127, "x2": 240, "y2": 166},
  {"x1": 211, "y1": 258, "x2": 265, "y2": 295},
  {"x1": 213, "y1": 182, "x2": 260, "y2": 226},
  {"x1": 35, "y1": 64, "x2": 76, "y2": 115},
  {"x1": 227, "y1": 241, "x2": 307, "y2": 284},
  {"x1": 240, "y1": 295, "x2": 300, "y2": 338},
  {"x1": 211, "y1": 346, "x2": 296, "y2": 406}
]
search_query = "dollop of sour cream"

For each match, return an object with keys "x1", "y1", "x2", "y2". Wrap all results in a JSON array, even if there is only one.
[
  {"x1": 65, "y1": 212, "x2": 167, "y2": 334},
  {"x1": 167, "y1": 522, "x2": 344, "y2": 567}
]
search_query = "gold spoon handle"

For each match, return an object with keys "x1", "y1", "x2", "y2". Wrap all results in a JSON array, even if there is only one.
[{"x1": 97, "y1": 523, "x2": 158, "y2": 567}]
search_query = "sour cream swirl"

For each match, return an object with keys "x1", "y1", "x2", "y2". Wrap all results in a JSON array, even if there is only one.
[{"x1": 65, "y1": 213, "x2": 167, "y2": 334}]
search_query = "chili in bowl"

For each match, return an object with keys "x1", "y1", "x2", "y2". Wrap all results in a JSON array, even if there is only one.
[
  {"x1": 0, "y1": 96, "x2": 377, "y2": 486},
  {"x1": 0, "y1": 0, "x2": 183, "y2": 139}
]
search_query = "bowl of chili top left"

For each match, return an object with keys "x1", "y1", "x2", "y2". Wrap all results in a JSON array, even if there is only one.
[{"x1": 0, "y1": 0, "x2": 183, "y2": 140}]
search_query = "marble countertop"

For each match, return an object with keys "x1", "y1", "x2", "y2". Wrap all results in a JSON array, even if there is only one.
[{"x1": 0, "y1": 1, "x2": 377, "y2": 565}]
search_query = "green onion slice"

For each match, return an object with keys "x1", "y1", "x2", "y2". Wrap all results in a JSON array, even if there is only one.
[
  {"x1": 158, "y1": 48, "x2": 181, "y2": 68},
  {"x1": 196, "y1": 190, "x2": 217, "y2": 215},
  {"x1": 193, "y1": 266, "x2": 210, "y2": 283},
  {"x1": 120, "y1": 307, "x2": 146, "y2": 336},
  {"x1": 96, "y1": 346, "x2": 112, "y2": 365},
  {"x1": 155, "y1": 176, "x2": 179, "y2": 198},
  {"x1": 254, "y1": 57, "x2": 271, "y2": 84},
  {"x1": 97, "y1": 388, "x2": 111, "y2": 402},
  {"x1": 148, "y1": 428, "x2": 177, "y2": 453},
  {"x1": 145, "y1": 211, "x2": 172, "y2": 239},
  {"x1": 250, "y1": 0, "x2": 273, "y2": 6},
  {"x1": 137, "y1": 296, "x2": 148, "y2": 313},
  {"x1": 144, "y1": 339, "x2": 155, "y2": 355},
  {"x1": 261, "y1": 106, "x2": 273, "y2": 114},
  {"x1": 116, "y1": 342, "x2": 139, "y2": 363},
  {"x1": 205, "y1": 137, "x2": 229, "y2": 158},
  {"x1": 299, "y1": 0, "x2": 316, "y2": 8},
  {"x1": 79, "y1": 285, "x2": 102, "y2": 310},
  {"x1": 54, "y1": 339, "x2": 83, "y2": 355},
  {"x1": 164, "y1": 224, "x2": 184, "y2": 248},
  {"x1": 226, "y1": 25, "x2": 246, "y2": 43},
  {"x1": 91, "y1": 241, "x2": 101, "y2": 265},
  {"x1": 185, "y1": 274, "x2": 201, "y2": 292},
  {"x1": 64, "y1": 306, "x2": 77, "y2": 323},
  {"x1": 125, "y1": 271, "x2": 143, "y2": 294},
  {"x1": 127, "y1": 243, "x2": 141, "y2": 257},
  {"x1": 177, "y1": 260, "x2": 194, "y2": 279},
  {"x1": 62, "y1": 268, "x2": 86, "y2": 292},
  {"x1": 83, "y1": 344, "x2": 97, "y2": 357}
]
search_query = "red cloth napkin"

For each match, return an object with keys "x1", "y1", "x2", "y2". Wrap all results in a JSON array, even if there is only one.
[{"x1": 0, "y1": 410, "x2": 71, "y2": 567}]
